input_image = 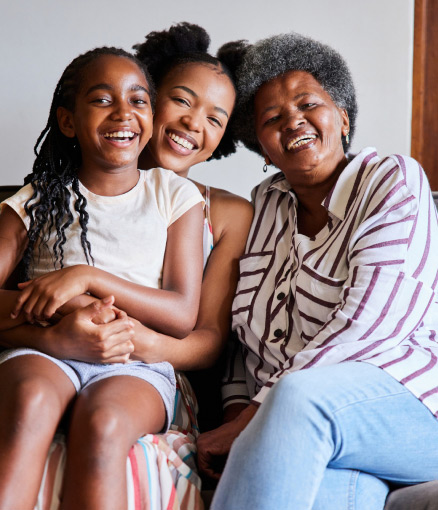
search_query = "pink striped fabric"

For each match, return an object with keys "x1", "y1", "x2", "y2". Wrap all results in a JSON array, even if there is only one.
[
  {"x1": 225, "y1": 148, "x2": 438, "y2": 417},
  {"x1": 33, "y1": 373, "x2": 202, "y2": 510}
]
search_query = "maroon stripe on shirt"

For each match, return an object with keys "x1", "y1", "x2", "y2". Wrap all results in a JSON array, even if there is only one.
[
  {"x1": 299, "y1": 310, "x2": 325, "y2": 326},
  {"x1": 379, "y1": 346, "x2": 414, "y2": 368},
  {"x1": 248, "y1": 217, "x2": 290, "y2": 328},
  {"x1": 394, "y1": 154, "x2": 407, "y2": 180},
  {"x1": 248, "y1": 180, "x2": 282, "y2": 252},
  {"x1": 357, "y1": 272, "x2": 404, "y2": 340},
  {"x1": 339, "y1": 150, "x2": 377, "y2": 216},
  {"x1": 419, "y1": 386, "x2": 438, "y2": 402},
  {"x1": 350, "y1": 238, "x2": 409, "y2": 260},
  {"x1": 296, "y1": 286, "x2": 339, "y2": 308},
  {"x1": 327, "y1": 201, "x2": 365, "y2": 277},
  {"x1": 240, "y1": 250, "x2": 274, "y2": 260},
  {"x1": 300, "y1": 264, "x2": 345, "y2": 286},
  {"x1": 365, "y1": 164, "x2": 399, "y2": 211},
  {"x1": 366, "y1": 260, "x2": 405, "y2": 266},
  {"x1": 366, "y1": 193, "x2": 415, "y2": 224},
  {"x1": 358, "y1": 216, "x2": 416, "y2": 242},
  {"x1": 400, "y1": 350, "x2": 437, "y2": 384},
  {"x1": 412, "y1": 201, "x2": 431, "y2": 278},
  {"x1": 352, "y1": 265, "x2": 381, "y2": 321},
  {"x1": 235, "y1": 286, "x2": 263, "y2": 297},
  {"x1": 262, "y1": 193, "x2": 291, "y2": 252}
]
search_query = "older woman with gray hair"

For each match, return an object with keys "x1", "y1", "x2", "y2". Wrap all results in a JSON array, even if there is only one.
[{"x1": 197, "y1": 32, "x2": 438, "y2": 509}]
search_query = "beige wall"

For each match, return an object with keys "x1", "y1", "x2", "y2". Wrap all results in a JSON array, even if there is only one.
[{"x1": 0, "y1": 0, "x2": 414, "y2": 199}]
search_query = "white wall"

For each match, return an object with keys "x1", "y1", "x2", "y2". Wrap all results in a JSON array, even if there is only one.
[{"x1": 1, "y1": 0, "x2": 414, "y2": 199}]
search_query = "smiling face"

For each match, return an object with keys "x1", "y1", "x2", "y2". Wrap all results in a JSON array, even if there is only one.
[
  {"x1": 58, "y1": 54, "x2": 153, "y2": 179},
  {"x1": 142, "y1": 62, "x2": 236, "y2": 177},
  {"x1": 254, "y1": 70, "x2": 350, "y2": 191}
]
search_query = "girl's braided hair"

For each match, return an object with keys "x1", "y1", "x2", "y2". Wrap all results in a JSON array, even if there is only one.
[
  {"x1": 22, "y1": 47, "x2": 154, "y2": 278},
  {"x1": 134, "y1": 22, "x2": 246, "y2": 160}
]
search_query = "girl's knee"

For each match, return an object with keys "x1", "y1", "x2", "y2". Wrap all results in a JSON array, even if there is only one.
[
  {"x1": 71, "y1": 401, "x2": 129, "y2": 447},
  {"x1": 0, "y1": 375, "x2": 67, "y2": 434}
]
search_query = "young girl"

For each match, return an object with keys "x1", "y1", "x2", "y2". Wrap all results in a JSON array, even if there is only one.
[{"x1": 0, "y1": 46, "x2": 204, "y2": 510}]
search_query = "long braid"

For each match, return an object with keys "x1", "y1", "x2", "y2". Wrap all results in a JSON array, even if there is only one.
[{"x1": 22, "y1": 47, "x2": 154, "y2": 279}]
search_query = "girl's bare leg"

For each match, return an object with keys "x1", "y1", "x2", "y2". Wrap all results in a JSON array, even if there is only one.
[
  {"x1": 0, "y1": 355, "x2": 76, "y2": 510},
  {"x1": 61, "y1": 376, "x2": 166, "y2": 510}
]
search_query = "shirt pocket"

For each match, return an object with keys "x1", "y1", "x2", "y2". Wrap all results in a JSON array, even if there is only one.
[
  {"x1": 295, "y1": 263, "x2": 347, "y2": 340},
  {"x1": 232, "y1": 251, "x2": 273, "y2": 328}
]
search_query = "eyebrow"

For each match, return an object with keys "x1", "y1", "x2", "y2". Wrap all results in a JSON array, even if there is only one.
[
  {"x1": 171, "y1": 85, "x2": 229, "y2": 118},
  {"x1": 85, "y1": 83, "x2": 150, "y2": 96}
]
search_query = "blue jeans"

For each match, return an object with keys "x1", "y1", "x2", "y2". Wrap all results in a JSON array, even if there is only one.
[{"x1": 211, "y1": 363, "x2": 438, "y2": 510}]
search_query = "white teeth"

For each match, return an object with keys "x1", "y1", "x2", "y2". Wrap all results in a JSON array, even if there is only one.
[
  {"x1": 286, "y1": 134, "x2": 317, "y2": 151},
  {"x1": 104, "y1": 131, "x2": 136, "y2": 139},
  {"x1": 169, "y1": 132, "x2": 194, "y2": 150}
]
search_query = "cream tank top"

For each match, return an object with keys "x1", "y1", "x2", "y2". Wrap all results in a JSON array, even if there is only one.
[{"x1": 202, "y1": 185, "x2": 214, "y2": 267}]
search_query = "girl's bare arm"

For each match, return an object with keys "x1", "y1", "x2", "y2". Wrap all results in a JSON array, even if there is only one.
[
  {"x1": 12, "y1": 203, "x2": 204, "y2": 339},
  {"x1": 131, "y1": 192, "x2": 254, "y2": 369}
]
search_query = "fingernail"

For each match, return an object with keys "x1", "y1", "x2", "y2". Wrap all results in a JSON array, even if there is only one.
[{"x1": 102, "y1": 296, "x2": 112, "y2": 304}]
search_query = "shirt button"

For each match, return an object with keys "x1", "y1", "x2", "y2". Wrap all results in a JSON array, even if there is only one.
[
  {"x1": 277, "y1": 292, "x2": 286, "y2": 300},
  {"x1": 274, "y1": 329, "x2": 283, "y2": 338}
]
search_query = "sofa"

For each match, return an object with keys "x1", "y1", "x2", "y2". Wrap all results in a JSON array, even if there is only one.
[{"x1": 1, "y1": 185, "x2": 438, "y2": 509}]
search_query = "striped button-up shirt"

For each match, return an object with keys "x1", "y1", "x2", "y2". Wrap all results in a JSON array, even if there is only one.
[{"x1": 224, "y1": 147, "x2": 438, "y2": 417}]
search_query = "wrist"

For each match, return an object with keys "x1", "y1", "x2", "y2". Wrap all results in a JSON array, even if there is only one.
[
  {"x1": 76, "y1": 264, "x2": 92, "y2": 294},
  {"x1": 235, "y1": 403, "x2": 258, "y2": 428},
  {"x1": 131, "y1": 322, "x2": 163, "y2": 363},
  {"x1": 27, "y1": 324, "x2": 57, "y2": 357}
]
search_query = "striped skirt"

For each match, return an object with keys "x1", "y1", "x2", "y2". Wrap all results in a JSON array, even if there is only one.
[{"x1": 33, "y1": 372, "x2": 204, "y2": 510}]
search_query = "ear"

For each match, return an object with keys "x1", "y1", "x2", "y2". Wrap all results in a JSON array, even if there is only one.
[
  {"x1": 57, "y1": 106, "x2": 76, "y2": 138},
  {"x1": 257, "y1": 143, "x2": 271, "y2": 165},
  {"x1": 340, "y1": 108, "x2": 350, "y2": 138}
]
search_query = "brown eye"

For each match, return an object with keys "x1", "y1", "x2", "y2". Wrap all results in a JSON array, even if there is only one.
[
  {"x1": 208, "y1": 116, "x2": 222, "y2": 128},
  {"x1": 173, "y1": 97, "x2": 190, "y2": 107}
]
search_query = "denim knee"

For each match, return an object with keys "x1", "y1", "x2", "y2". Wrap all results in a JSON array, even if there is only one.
[{"x1": 265, "y1": 369, "x2": 334, "y2": 417}]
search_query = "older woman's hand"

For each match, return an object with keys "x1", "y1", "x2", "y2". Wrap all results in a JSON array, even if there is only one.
[{"x1": 197, "y1": 403, "x2": 258, "y2": 480}]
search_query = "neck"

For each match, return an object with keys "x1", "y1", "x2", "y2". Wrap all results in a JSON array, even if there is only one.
[
  {"x1": 293, "y1": 154, "x2": 348, "y2": 236},
  {"x1": 78, "y1": 166, "x2": 140, "y2": 197},
  {"x1": 138, "y1": 146, "x2": 155, "y2": 170},
  {"x1": 138, "y1": 147, "x2": 191, "y2": 178},
  {"x1": 293, "y1": 154, "x2": 348, "y2": 211}
]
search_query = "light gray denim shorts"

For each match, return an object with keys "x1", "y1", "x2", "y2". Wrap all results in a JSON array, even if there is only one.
[{"x1": 0, "y1": 348, "x2": 176, "y2": 431}]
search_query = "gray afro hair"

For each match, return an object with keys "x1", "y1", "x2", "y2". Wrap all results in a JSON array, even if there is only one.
[{"x1": 234, "y1": 32, "x2": 358, "y2": 155}]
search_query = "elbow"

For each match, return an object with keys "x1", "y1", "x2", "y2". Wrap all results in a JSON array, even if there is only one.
[
  {"x1": 170, "y1": 315, "x2": 197, "y2": 339},
  {"x1": 160, "y1": 304, "x2": 197, "y2": 339}
]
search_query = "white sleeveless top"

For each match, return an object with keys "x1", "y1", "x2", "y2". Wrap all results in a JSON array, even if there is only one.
[
  {"x1": 2, "y1": 168, "x2": 204, "y2": 289},
  {"x1": 202, "y1": 185, "x2": 214, "y2": 268}
]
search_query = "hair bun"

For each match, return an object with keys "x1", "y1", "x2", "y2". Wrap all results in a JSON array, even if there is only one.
[
  {"x1": 216, "y1": 40, "x2": 249, "y2": 83},
  {"x1": 133, "y1": 22, "x2": 210, "y2": 81}
]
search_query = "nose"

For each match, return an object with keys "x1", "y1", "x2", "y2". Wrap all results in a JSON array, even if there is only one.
[
  {"x1": 180, "y1": 112, "x2": 202, "y2": 132},
  {"x1": 281, "y1": 110, "x2": 305, "y2": 132},
  {"x1": 110, "y1": 101, "x2": 133, "y2": 121}
]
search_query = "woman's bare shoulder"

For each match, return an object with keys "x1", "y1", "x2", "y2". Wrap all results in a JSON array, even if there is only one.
[
  {"x1": 209, "y1": 186, "x2": 253, "y2": 213},
  {"x1": 208, "y1": 186, "x2": 254, "y2": 241}
]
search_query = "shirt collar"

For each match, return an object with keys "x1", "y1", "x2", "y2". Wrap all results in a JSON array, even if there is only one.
[
  {"x1": 263, "y1": 148, "x2": 379, "y2": 221},
  {"x1": 323, "y1": 147, "x2": 378, "y2": 220},
  {"x1": 264, "y1": 172, "x2": 292, "y2": 195}
]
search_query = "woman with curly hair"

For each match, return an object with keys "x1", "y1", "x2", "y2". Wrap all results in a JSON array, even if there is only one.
[
  {"x1": 197, "y1": 32, "x2": 438, "y2": 510},
  {"x1": 133, "y1": 22, "x2": 253, "y2": 432}
]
